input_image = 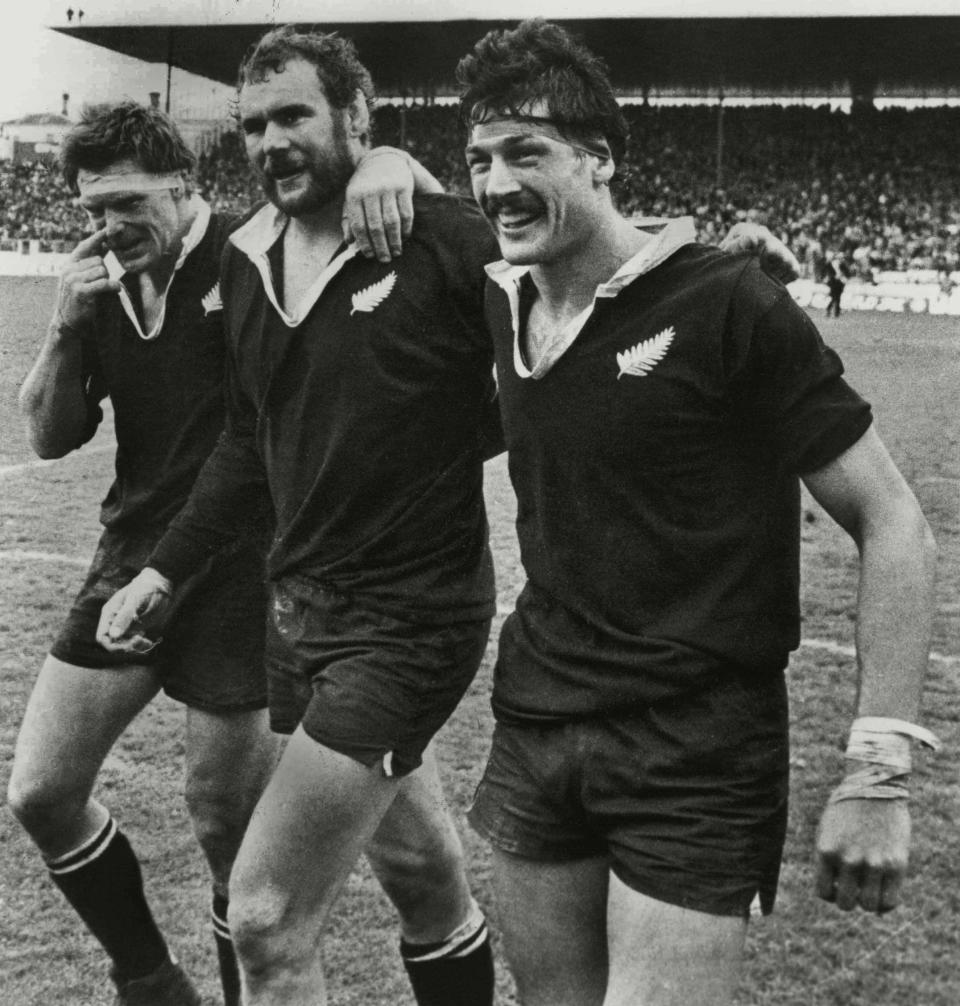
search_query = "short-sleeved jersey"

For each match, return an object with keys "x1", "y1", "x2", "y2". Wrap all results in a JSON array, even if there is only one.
[
  {"x1": 79, "y1": 208, "x2": 238, "y2": 533},
  {"x1": 486, "y1": 242, "x2": 873, "y2": 721},
  {"x1": 152, "y1": 194, "x2": 501, "y2": 624}
]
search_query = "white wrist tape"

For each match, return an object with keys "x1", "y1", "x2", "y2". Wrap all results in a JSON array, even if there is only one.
[
  {"x1": 845, "y1": 727, "x2": 912, "y2": 773},
  {"x1": 827, "y1": 764, "x2": 910, "y2": 805},
  {"x1": 849, "y1": 717, "x2": 941, "y2": 751},
  {"x1": 828, "y1": 717, "x2": 940, "y2": 806}
]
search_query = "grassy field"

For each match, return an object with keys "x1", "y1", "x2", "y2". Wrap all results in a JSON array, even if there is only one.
[{"x1": 0, "y1": 275, "x2": 958, "y2": 1005}]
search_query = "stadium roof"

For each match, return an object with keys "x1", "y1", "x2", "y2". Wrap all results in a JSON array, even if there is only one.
[{"x1": 54, "y1": 14, "x2": 960, "y2": 98}]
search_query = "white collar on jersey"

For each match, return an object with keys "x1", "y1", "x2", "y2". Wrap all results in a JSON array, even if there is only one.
[
  {"x1": 104, "y1": 195, "x2": 212, "y2": 342},
  {"x1": 484, "y1": 215, "x2": 696, "y2": 380},
  {"x1": 229, "y1": 202, "x2": 359, "y2": 328}
]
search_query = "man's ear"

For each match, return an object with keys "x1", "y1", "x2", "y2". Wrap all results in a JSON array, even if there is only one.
[
  {"x1": 346, "y1": 89, "x2": 371, "y2": 140},
  {"x1": 593, "y1": 155, "x2": 615, "y2": 188}
]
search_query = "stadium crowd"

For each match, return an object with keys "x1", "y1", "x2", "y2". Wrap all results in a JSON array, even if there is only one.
[{"x1": 4, "y1": 104, "x2": 960, "y2": 277}]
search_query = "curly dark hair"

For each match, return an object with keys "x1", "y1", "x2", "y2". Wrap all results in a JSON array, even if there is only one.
[
  {"x1": 456, "y1": 19, "x2": 628, "y2": 168},
  {"x1": 238, "y1": 25, "x2": 376, "y2": 119},
  {"x1": 60, "y1": 101, "x2": 196, "y2": 194}
]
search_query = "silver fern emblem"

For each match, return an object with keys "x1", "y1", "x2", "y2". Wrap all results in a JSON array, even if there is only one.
[
  {"x1": 350, "y1": 271, "x2": 397, "y2": 315},
  {"x1": 616, "y1": 326, "x2": 675, "y2": 379},
  {"x1": 201, "y1": 282, "x2": 222, "y2": 315}
]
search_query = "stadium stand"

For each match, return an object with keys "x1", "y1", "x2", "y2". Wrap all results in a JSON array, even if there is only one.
[{"x1": 4, "y1": 104, "x2": 960, "y2": 276}]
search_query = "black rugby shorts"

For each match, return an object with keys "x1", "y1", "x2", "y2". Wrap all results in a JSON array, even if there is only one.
[
  {"x1": 51, "y1": 527, "x2": 268, "y2": 712},
  {"x1": 266, "y1": 576, "x2": 490, "y2": 777},
  {"x1": 469, "y1": 666, "x2": 789, "y2": 917}
]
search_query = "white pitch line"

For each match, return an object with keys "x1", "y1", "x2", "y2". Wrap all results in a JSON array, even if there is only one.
[
  {"x1": 0, "y1": 549, "x2": 89, "y2": 568},
  {"x1": 799, "y1": 636, "x2": 959, "y2": 668},
  {"x1": 493, "y1": 608, "x2": 959, "y2": 668},
  {"x1": 0, "y1": 443, "x2": 114, "y2": 478}
]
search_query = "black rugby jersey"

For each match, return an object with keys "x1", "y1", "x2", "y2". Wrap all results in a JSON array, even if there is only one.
[
  {"x1": 486, "y1": 241, "x2": 873, "y2": 720},
  {"x1": 151, "y1": 195, "x2": 500, "y2": 623},
  {"x1": 78, "y1": 206, "x2": 239, "y2": 533}
]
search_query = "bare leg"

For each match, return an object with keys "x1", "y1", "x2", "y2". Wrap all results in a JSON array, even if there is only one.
[
  {"x1": 604, "y1": 871, "x2": 746, "y2": 1006},
  {"x1": 366, "y1": 742, "x2": 473, "y2": 942},
  {"x1": 8, "y1": 654, "x2": 159, "y2": 856},
  {"x1": 6, "y1": 655, "x2": 189, "y2": 992},
  {"x1": 492, "y1": 849, "x2": 609, "y2": 1006},
  {"x1": 228, "y1": 727, "x2": 402, "y2": 1006},
  {"x1": 183, "y1": 706, "x2": 279, "y2": 894}
]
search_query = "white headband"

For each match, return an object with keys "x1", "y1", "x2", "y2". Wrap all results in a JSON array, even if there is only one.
[
  {"x1": 468, "y1": 115, "x2": 612, "y2": 161},
  {"x1": 76, "y1": 169, "x2": 185, "y2": 198}
]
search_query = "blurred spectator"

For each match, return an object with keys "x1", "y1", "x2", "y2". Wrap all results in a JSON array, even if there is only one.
[{"x1": 4, "y1": 104, "x2": 960, "y2": 275}]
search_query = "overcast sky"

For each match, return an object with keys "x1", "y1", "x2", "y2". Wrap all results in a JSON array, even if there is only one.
[{"x1": 4, "y1": 0, "x2": 959, "y2": 123}]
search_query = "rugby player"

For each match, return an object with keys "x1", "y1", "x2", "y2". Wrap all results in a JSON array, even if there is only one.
[
  {"x1": 456, "y1": 19, "x2": 939, "y2": 1006},
  {"x1": 98, "y1": 28, "x2": 500, "y2": 1006},
  {"x1": 7, "y1": 100, "x2": 470, "y2": 1006}
]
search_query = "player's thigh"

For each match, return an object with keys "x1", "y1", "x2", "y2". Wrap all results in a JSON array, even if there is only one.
[
  {"x1": 183, "y1": 708, "x2": 279, "y2": 824},
  {"x1": 368, "y1": 742, "x2": 461, "y2": 865},
  {"x1": 184, "y1": 705, "x2": 279, "y2": 810},
  {"x1": 492, "y1": 848, "x2": 609, "y2": 1006},
  {"x1": 365, "y1": 743, "x2": 471, "y2": 938},
  {"x1": 10, "y1": 653, "x2": 160, "y2": 804},
  {"x1": 604, "y1": 872, "x2": 746, "y2": 1006},
  {"x1": 230, "y1": 725, "x2": 401, "y2": 933}
]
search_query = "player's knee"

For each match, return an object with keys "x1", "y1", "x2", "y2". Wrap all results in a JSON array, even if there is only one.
[
  {"x1": 370, "y1": 826, "x2": 467, "y2": 914},
  {"x1": 7, "y1": 766, "x2": 82, "y2": 838},
  {"x1": 228, "y1": 883, "x2": 302, "y2": 973},
  {"x1": 184, "y1": 778, "x2": 247, "y2": 845}
]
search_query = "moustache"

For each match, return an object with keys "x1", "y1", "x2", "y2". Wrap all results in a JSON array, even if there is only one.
[
  {"x1": 480, "y1": 192, "x2": 541, "y2": 220},
  {"x1": 264, "y1": 157, "x2": 306, "y2": 179}
]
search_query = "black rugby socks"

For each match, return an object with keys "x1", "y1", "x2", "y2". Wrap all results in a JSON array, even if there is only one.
[
  {"x1": 212, "y1": 891, "x2": 242, "y2": 1006},
  {"x1": 400, "y1": 903, "x2": 495, "y2": 1006},
  {"x1": 46, "y1": 816, "x2": 169, "y2": 981}
]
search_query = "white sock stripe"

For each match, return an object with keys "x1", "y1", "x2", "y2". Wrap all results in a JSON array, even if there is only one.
[
  {"x1": 211, "y1": 913, "x2": 232, "y2": 941},
  {"x1": 403, "y1": 920, "x2": 488, "y2": 963},
  {"x1": 47, "y1": 817, "x2": 117, "y2": 875},
  {"x1": 446, "y1": 924, "x2": 488, "y2": 960}
]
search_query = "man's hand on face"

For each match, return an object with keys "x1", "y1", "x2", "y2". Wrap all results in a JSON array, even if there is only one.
[
  {"x1": 54, "y1": 226, "x2": 123, "y2": 332},
  {"x1": 719, "y1": 222, "x2": 801, "y2": 286},
  {"x1": 341, "y1": 148, "x2": 417, "y2": 263}
]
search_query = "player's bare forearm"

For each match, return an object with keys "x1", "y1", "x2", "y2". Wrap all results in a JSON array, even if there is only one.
[
  {"x1": 852, "y1": 500, "x2": 936, "y2": 720},
  {"x1": 803, "y1": 426, "x2": 936, "y2": 721},
  {"x1": 18, "y1": 322, "x2": 91, "y2": 459},
  {"x1": 803, "y1": 426, "x2": 936, "y2": 913},
  {"x1": 20, "y1": 226, "x2": 122, "y2": 457}
]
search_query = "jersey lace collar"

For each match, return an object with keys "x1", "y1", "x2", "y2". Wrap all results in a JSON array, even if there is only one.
[
  {"x1": 229, "y1": 203, "x2": 359, "y2": 328},
  {"x1": 104, "y1": 196, "x2": 212, "y2": 342},
  {"x1": 485, "y1": 216, "x2": 696, "y2": 379}
]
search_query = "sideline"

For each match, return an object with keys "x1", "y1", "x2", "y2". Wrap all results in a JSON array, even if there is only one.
[
  {"x1": 799, "y1": 635, "x2": 959, "y2": 669},
  {"x1": 492, "y1": 607, "x2": 958, "y2": 669}
]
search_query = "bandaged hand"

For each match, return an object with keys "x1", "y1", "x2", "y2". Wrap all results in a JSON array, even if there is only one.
[{"x1": 815, "y1": 718, "x2": 939, "y2": 913}]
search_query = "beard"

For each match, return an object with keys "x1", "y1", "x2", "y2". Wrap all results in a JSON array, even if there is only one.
[{"x1": 262, "y1": 120, "x2": 356, "y2": 217}]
